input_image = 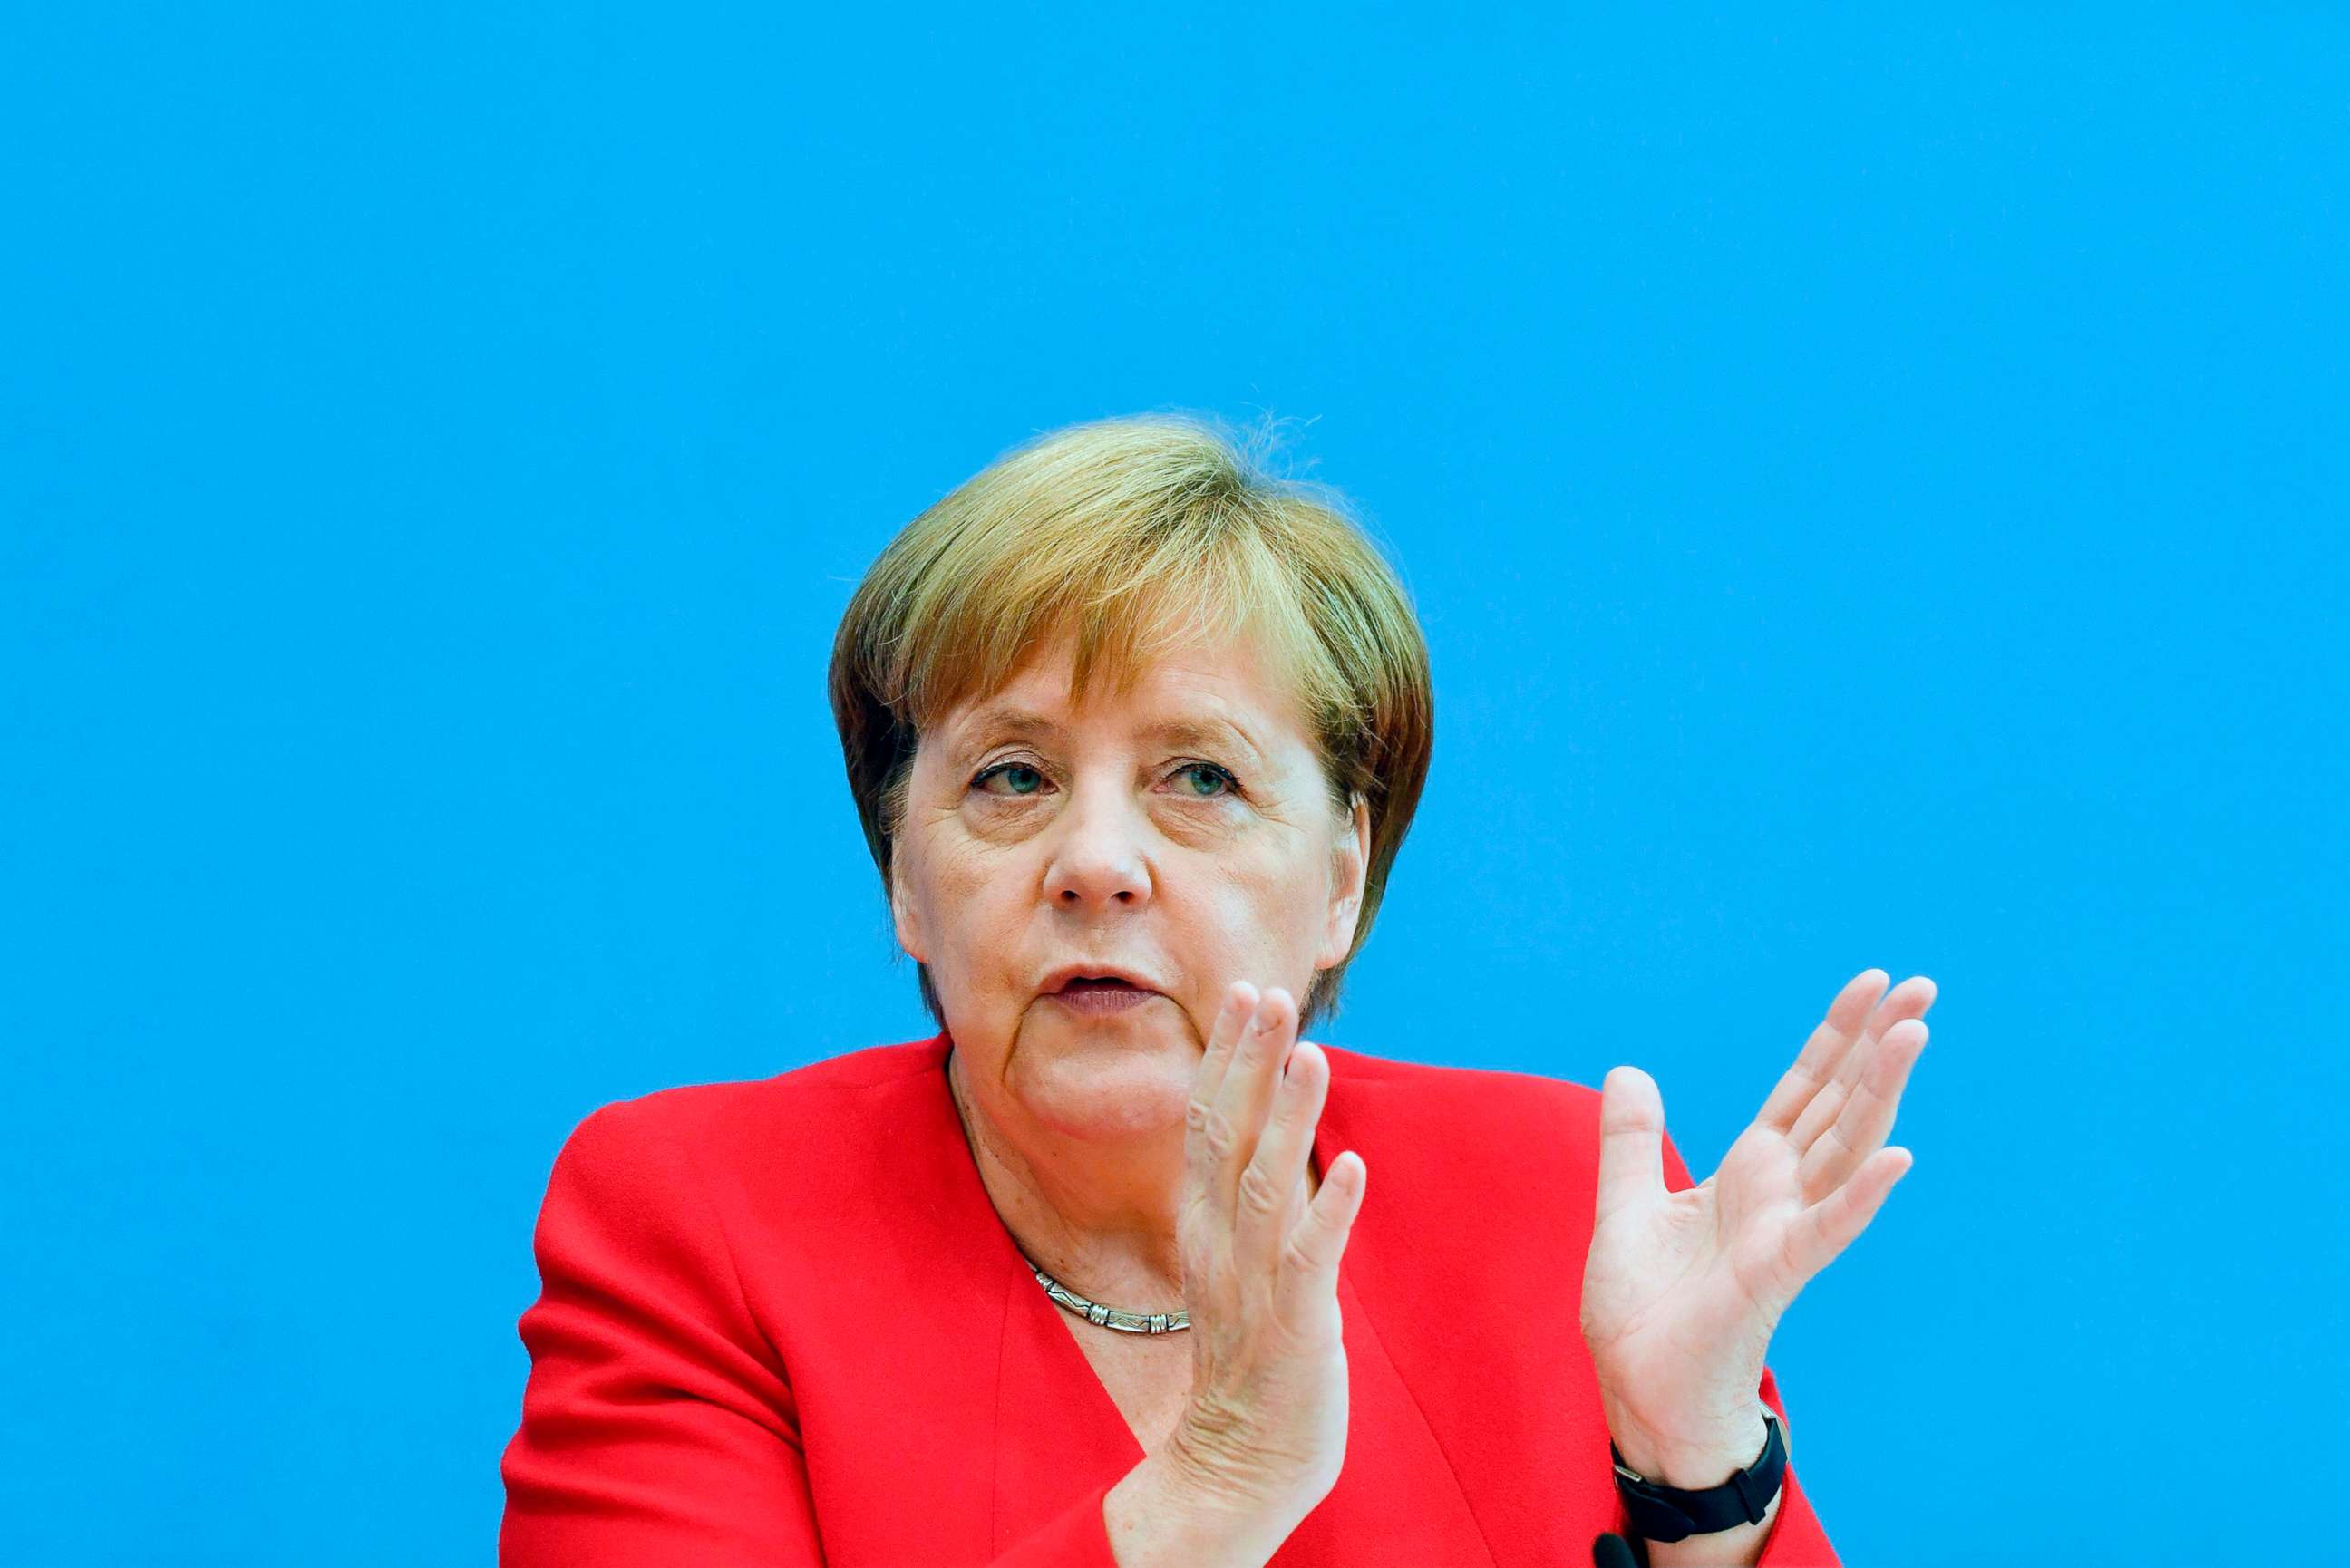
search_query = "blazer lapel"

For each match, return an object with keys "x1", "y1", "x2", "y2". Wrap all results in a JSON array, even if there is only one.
[
  {"x1": 1277, "y1": 1067, "x2": 1500, "y2": 1566},
  {"x1": 892, "y1": 1035, "x2": 1145, "y2": 1550}
]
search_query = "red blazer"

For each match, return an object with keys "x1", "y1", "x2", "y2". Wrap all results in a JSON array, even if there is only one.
[{"x1": 500, "y1": 1031, "x2": 1841, "y2": 1566}]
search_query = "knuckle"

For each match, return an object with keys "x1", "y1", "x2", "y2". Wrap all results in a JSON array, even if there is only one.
[
  {"x1": 1195, "y1": 1106, "x2": 1241, "y2": 1163},
  {"x1": 1236, "y1": 1162, "x2": 1285, "y2": 1215}
]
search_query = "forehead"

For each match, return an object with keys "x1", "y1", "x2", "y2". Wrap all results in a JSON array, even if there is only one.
[{"x1": 938, "y1": 632, "x2": 1310, "y2": 761}]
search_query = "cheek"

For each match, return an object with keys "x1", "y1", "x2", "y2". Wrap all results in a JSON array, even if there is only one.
[
  {"x1": 913, "y1": 836, "x2": 1024, "y2": 962},
  {"x1": 1181, "y1": 846, "x2": 1326, "y2": 972}
]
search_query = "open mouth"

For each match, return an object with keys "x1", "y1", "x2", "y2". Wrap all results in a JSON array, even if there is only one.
[{"x1": 1049, "y1": 977, "x2": 1156, "y2": 1015}]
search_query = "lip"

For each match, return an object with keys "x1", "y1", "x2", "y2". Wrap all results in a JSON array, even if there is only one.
[
  {"x1": 1038, "y1": 963, "x2": 1165, "y2": 996},
  {"x1": 1045, "y1": 982, "x2": 1159, "y2": 1018}
]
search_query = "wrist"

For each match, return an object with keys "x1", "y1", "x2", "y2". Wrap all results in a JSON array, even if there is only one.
[
  {"x1": 1105, "y1": 1450, "x2": 1295, "y2": 1568},
  {"x1": 1607, "y1": 1401, "x2": 1773, "y2": 1491}
]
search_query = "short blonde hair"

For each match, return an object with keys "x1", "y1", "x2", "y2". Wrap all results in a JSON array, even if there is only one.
[{"x1": 829, "y1": 411, "x2": 1434, "y2": 1030}]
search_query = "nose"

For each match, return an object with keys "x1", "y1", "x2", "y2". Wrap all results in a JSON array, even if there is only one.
[{"x1": 1044, "y1": 774, "x2": 1152, "y2": 910}]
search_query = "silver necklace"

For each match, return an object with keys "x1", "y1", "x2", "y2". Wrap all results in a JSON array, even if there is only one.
[{"x1": 1023, "y1": 1253, "x2": 1190, "y2": 1335}]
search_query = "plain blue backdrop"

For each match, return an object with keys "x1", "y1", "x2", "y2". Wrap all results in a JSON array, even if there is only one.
[{"x1": 4, "y1": 5, "x2": 2344, "y2": 1563}]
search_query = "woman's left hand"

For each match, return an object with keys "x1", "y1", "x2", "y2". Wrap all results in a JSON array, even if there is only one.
[{"x1": 1578, "y1": 968, "x2": 1937, "y2": 1480}]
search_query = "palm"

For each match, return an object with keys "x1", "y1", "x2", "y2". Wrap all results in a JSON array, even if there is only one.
[{"x1": 1579, "y1": 969, "x2": 1936, "y2": 1443}]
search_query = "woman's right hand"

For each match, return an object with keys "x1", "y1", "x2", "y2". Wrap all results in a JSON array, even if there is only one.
[{"x1": 1160, "y1": 980, "x2": 1370, "y2": 1531}]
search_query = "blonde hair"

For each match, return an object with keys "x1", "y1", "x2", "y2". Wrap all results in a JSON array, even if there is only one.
[{"x1": 829, "y1": 411, "x2": 1434, "y2": 1031}]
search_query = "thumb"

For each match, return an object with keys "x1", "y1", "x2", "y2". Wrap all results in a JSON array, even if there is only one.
[{"x1": 1595, "y1": 1065, "x2": 1666, "y2": 1226}]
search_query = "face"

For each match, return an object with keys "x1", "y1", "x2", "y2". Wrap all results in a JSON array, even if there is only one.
[{"x1": 889, "y1": 629, "x2": 1372, "y2": 1143}]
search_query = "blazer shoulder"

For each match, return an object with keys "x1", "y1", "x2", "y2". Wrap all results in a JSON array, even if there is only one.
[
  {"x1": 1324, "y1": 1036, "x2": 1601, "y2": 1108},
  {"x1": 557, "y1": 1033, "x2": 950, "y2": 1146},
  {"x1": 538, "y1": 1034, "x2": 954, "y2": 1213},
  {"x1": 1324, "y1": 1045, "x2": 1719, "y2": 1200},
  {"x1": 1325, "y1": 1043, "x2": 1617, "y2": 1166},
  {"x1": 1316, "y1": 1043, "x2": 1619, "y2": 1257}
]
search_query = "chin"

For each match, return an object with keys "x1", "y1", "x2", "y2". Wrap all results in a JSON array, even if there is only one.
[
  {"x1": 1032, "y1": 1005, "x2": 1190, "y2": 1055},
  {"x1": 1005, "y1": 1031, "x2": 1190, "y2": 1128}
]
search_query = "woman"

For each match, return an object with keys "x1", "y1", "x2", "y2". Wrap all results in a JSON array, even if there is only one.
[{"x1": 498, "y1": 414, "x2": 1931, "y2": 1568}]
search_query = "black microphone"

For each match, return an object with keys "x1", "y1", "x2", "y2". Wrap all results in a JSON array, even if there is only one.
[{"x1": 1591, "y1": 1530, "x2": 1650, "y2": 1568}]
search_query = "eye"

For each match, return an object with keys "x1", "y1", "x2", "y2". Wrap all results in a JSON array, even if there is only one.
[
  {"x1": 970, "y1": 761, "x2": 1050, "y2": 798},
  {"x1": 1169, "y1": 761, "x2": 1242, "y2": 799}
]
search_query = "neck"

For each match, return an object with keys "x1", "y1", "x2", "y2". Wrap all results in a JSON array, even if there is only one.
[
  {"x1": 946, "y1": 1036, "x2": 1330, "y2": 1312},
  {"x1": 947, "y1": 1041, "x2": 1194, "y2": 1311}
]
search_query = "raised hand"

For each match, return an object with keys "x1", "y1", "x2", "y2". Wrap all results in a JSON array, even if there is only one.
[
  {"x1": 1160, "y1": 980, "x2": 1370, "y2": 1542},
  {"x1": 1579, "y1": 968, "x2": 1936, "y2": 1481}
]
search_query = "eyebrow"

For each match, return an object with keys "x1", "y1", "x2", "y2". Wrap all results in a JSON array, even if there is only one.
[{"x1": 953, "y1": 704, "x2": 1267, "y2": 768}]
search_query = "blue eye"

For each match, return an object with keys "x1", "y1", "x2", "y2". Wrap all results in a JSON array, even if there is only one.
[
  {"x1": 1173, "y1": 762, "x2": 1240, "y2": 799},
  {"x1": 972, "y1": 762, "x2": 1046, "y2": 797},
  {"x1": 967, "y1": 760, "x2": 1244, "y2": 801}
]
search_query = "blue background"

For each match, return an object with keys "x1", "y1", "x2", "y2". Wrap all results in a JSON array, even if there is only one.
[{"x1": 5, "y1": 6, "x2": 2343, "y2": 1563}]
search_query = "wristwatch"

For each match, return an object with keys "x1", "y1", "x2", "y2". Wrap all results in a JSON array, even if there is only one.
[{"x1": 1610, "y1": 1408, "x2": 1786, "y2": 1543}]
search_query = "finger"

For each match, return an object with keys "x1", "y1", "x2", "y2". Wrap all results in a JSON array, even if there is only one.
[
  {"x1": 1787, "y1": 976, "x2": 1935, "y2": 1157},
  {"x1": 1190, "y1": 980, "x2": 1261, "y2": 1111},
  {"x1": 1754, "y1": 969, "x2": 1887, "y2": 1137},
  {"x1": 1879, "y1": 973, "x2": 1938, "y2": 1037},
  {"x1": 1273, "y1": 1147, "x2": 1366, "y2": 1334},
  {"x1": 1781, "y1": 1147, "x2": 1912, "y2": 1290},
  {"x1": 1594, "y1": 1064, "x2": 1667, "y2": 1227},
  {"x1": 1232, "y1": 1038, "x2": 1328, "y2": 1284},
  {"x1": 1206, "y1": 987, "x2": 1297, "y2": 1217},
  {"x1": 1797, "y1": 1019, "x2": 1928, "y2": 1200},
  {"x1": 1184, "y1": 982, "x2": 1261, "y2": 1205}
]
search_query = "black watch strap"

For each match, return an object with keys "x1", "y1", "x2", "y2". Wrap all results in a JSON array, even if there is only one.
[{"x1": 1609, "y1": 1408, "x2": 1785, "y2": 1544}]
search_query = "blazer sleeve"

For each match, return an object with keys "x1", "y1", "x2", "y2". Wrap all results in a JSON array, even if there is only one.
[
  {"x1": 1617, "y1": 1129, "x2": 1844, "y2": 1568},
  {"x1": 499, "y1": 1099, "x2": 1123, "y2": 1568}
]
